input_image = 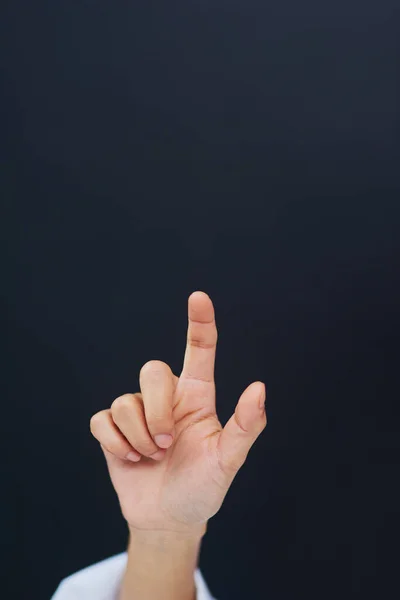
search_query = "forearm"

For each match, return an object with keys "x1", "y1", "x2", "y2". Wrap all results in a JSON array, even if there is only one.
[{"x1": 119, "y1": 523, "x2": 207, "y2": 600}]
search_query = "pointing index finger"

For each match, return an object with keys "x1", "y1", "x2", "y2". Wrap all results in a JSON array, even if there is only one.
[{"x1": 181, "y1": 291, "x2": 218, "y2": 384}]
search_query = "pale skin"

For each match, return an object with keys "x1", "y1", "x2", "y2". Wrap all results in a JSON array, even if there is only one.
[{"x1": 90, "y1": 291, "x2": 267, "y2": 600}]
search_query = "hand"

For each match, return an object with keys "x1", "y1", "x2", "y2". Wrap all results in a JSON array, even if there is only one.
[{"x1": 90, "y1": 291, "x2": 267, "y2": 535}]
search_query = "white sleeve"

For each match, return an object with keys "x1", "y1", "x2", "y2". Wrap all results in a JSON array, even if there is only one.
[{"x1": 50, "y1": 552, "x2": 217, "y2": 600}]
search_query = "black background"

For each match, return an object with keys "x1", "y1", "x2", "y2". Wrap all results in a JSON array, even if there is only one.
[{"x1": 2, "y1": 1, "x2": 400, "y2": 599}]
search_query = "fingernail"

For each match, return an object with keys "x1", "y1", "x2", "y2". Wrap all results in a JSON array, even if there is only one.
[
  {"x1": 154, "y1": 434, "x2": 173, "y2": 449},
  {"x1": 127, "y1": 451, "x2": 141, "y2": 462},
  {"x1": 259, "y1": 384, "x2": 266, "y2": 410}
]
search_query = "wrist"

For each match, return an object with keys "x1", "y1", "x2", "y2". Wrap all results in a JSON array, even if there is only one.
[
  {"x1": 121, "y1": 522, "x2": 207, "y2": 600},
  {"x1": 127, "y1": 521, "x2": 208, "y2": 546}
]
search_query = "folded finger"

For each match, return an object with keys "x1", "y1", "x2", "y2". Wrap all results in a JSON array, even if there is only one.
[
  {"x1": 139, "y1": 360, "x2": 175, "y2": 448},
  {"x1": 111, "y1": 393, "x2": 166, "y2": 460},
  {"x1": 90, "y1": 409, "x2": 142, "y2": 462}
]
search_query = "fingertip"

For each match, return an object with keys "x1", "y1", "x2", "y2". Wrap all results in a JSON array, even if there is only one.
[
  {"x1": 149, "y1": 448, "x2": 167, "y2": 460},
  {"x1": 126, "y1": 451, "x2": 142, "y2": 462},
  {"x1": 189, "y1": 290, "x2": 210, "y2": 300},
  {"x1": 154, "y1": 434, "x2": 173, "y2": 449},
  {"x1": 187, "y1": 292, "x2": 215, "y2": 329}
]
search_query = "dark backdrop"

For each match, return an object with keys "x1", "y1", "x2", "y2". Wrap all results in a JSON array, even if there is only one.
[{"x1": 2, "y1": 1, "x2": 399, "y2": 599}]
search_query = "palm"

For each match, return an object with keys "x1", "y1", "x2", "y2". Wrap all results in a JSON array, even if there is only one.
[{"x1": 102, "y1": 292, "x2": 266, "y2": 532}]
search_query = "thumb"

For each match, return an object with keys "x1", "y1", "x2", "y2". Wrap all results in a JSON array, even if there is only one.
[{"x1": 217, "y1": 381, "x2": 267, "y2": 475}]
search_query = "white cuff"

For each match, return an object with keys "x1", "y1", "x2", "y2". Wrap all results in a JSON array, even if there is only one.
[{"x1": 51, "y1": 552, "x2": 217, "y2": 600}]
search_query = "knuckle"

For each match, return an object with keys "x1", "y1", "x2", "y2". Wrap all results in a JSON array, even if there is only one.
[
  {"x1": 111, "y1": 394, "x2": 134, "y2": 415},
  {"x1": 140, "y1": 360, "x2": 169, "y2": 378},
  {"x1": 188, "y1": 337, "x2": 216, "y2": 349}
]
